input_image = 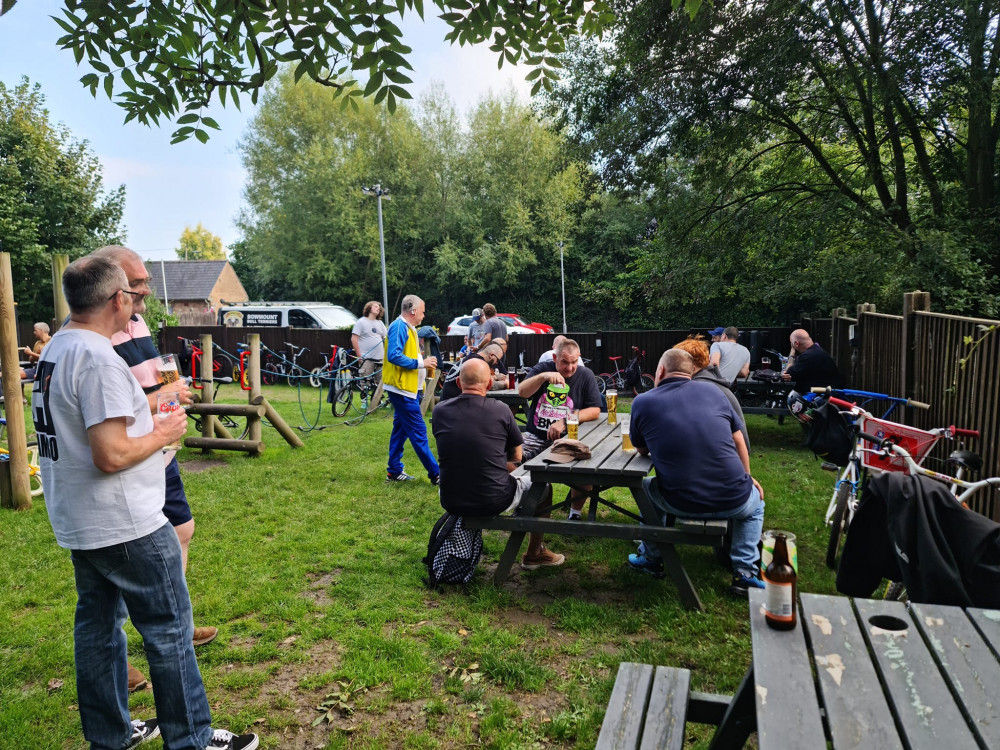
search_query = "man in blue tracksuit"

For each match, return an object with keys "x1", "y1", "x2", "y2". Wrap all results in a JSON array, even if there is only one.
[{"x1": 383, "y1": 295, "x2": 440, "y2": 483}]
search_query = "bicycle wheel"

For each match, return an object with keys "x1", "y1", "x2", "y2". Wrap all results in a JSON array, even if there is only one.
[
  {"x1": 309, "y1": 366, "x2": 326, "y2": 388},
  {"x1": 634, "y1": 374, "x2": 654, "y2": 395},
  {"x1": 595, "y1": 374, "x2": 606, "y2": 395},
  {"x1": 826, "y1": 482, "x2": 852, "y2": 569},
  {"x1": 333, "y1": 381, "x2": 355, "y2": 417},
  {"x1": 599, "y1": 374, "x2": 614, "y2": 392},
  {"x1": 221, "y1": 414, "x2": 250, "y2": 440}
]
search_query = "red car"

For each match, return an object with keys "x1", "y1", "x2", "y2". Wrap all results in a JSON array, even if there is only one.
[{"x1": 497, "y1": 313, "x2": 554, "y2": 334}]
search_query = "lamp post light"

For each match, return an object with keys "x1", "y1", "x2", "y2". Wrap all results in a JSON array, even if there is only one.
[
  {"x1": 559, "y1": 241, "x2": 567, "y2": 334},
  {"x1": 362, "y1": 184, "x2": 390, "y2": 319}
]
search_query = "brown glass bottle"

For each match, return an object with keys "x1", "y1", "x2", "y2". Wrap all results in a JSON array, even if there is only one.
[{"x1": 763, "y1": 533, "x2": 797, "y2": 630}]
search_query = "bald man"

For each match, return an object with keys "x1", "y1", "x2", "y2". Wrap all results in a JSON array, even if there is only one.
[
  {"x1": 627, "y1": 348, "x2": 765, "y2": 596},
  {"x1": 431, "y1": 358, "x2": 564, "y2": 569},
  {"x1": 782, "y1": 329, "x2": 842, "y2": 392}
]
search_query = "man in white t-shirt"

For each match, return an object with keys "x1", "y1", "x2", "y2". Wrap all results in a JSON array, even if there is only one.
[
  {"x1": 33, "y1": 257, "x2": 258, "y2": 750},
  {"x1": 709, "y1": 326, "x2": 751, "y2": 384},
  {"x1": 351, "y1": 300, "x2": 388, "y2": 378},
  {"x1": 538, "y1": 335, "x2": 567, "y2": 364}
]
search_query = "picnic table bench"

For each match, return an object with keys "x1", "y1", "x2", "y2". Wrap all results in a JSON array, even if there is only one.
[
  {"x1": 463, "y1": 419, "x2": 729, "y2": 611},
  {"x1": 730, "y1": 378, "x2": 791, "y2": 420},
  {"x1": 596, "y1": 663, "x2": 732, "y2": 749}
]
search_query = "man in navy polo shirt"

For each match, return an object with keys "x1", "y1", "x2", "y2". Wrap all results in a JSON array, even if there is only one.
[{"x1": 627, "y1": 348, "x2": 766, "y2": 596}]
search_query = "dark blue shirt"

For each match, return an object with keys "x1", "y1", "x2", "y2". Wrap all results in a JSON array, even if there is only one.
[{"x1": 630, "y1": 377, "x2": 752, "y2": 514}]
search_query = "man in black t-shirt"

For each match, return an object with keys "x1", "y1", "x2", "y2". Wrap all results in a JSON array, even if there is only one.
[
  {"x1": 438, "y1": 342, "x2": 506, "y2": 402},
  {"x1": 782, "y1": 329, "x2": 842, "y2": 392},
  {"x1": 518, "y1": 338, "x2": 602, "y2": 520},
  {"x1": 432, "y1": 359, "x2": 565, "y2": 569}
]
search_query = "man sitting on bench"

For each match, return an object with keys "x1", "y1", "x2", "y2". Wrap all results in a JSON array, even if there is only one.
[
  {"x1": 432, "y1": 358, "x2": 565, "y2": 570},
  {"x1": 627, "y1": 348, "x2": 766, "y2": 597}
]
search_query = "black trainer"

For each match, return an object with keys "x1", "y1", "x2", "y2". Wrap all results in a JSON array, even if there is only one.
[
  {"x1": 386, "y1": 472, "x2": 415, "y2": 483},
  {"x1": 125, "y1": 718, "x2": 160, "y2": 748},
  {"x1": 205, "y1": 728, "x2": 260, "y2": 750}
]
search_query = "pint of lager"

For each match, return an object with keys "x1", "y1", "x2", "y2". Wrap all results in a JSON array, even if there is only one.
[
  {"x1": 158, "y1": 353, "x2": 180, "y2": 384},
  {"x1": 566, "y1": 410, "x2": 579, "y2": 440},
  {"x1": 606, "y1": 390, "x2": 618, "y2": 424}
]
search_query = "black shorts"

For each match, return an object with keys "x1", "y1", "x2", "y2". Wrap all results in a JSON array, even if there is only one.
[{"x1": 163, "y1": 456, "x2": 193, "y2": 526}]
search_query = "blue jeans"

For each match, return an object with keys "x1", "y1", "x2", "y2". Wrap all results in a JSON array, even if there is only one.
[
  {"x1": 386, "y1": 391, "x2": 439, "y2": 478},
  {"x1": 71, "y1": 522, "x2": 212, "y2": 750},
  {"x1": 638, "y1": 478, "x2": 765, "y2": 578}
]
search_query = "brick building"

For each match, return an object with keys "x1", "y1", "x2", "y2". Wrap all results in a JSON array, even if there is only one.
[{"x1": 146, "y1": 260, "x2": 249, "y2": 325}]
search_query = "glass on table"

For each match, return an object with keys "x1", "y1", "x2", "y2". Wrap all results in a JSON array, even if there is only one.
[
  {"x1": 566, "y1": 410, "x2": 579, "y2": 440},
  {"x1": 606, "y1": 389, "x2": 618, "y2": 424},
  {"x1": 621, "y1": 418, "x2": 635, "y2": 452}
]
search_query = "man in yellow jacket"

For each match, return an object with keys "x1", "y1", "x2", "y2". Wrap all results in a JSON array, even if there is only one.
[{"x1": 383, "y1": 295, "x2": 440, "y2": 483}]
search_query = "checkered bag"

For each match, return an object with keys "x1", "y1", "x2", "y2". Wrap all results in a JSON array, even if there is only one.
[{"x1": 424, "y1": 513, "x2": 483, "y2": 587}]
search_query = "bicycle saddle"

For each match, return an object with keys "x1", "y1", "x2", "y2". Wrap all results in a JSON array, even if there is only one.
[{"x1": 948, "y1": 449, "x2": 983, "y2": 474}]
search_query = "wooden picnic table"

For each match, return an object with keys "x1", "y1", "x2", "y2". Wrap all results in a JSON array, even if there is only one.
[
  {"x1": 463, "y1": 418, "x2": 728, "y2": 610},
  {"x1": 708, "y1": 590, "x2": 1000, "y2": 749},
  {"x1": 485, "y1": 387, "x2": 530, "y2": 423},
  {"x1": 730, "y1": 377, "x2": 792, "y2": 419}
]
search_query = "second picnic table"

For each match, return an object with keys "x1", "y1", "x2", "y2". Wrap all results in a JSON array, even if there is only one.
[{"x1": 464, "y1": 417, "x2": 729, "y2": 610}]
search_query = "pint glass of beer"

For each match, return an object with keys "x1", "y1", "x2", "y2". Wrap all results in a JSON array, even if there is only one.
[
  {"x1": 606, "y1": 390, "x2": 618, "y2": 425},
  {"x1": 566, "y1": 410, "x2": 579, "y2": 440},
  {"x1": 621, "y1": 419, "x2": 635, "y2": 452},
  {"x1": 157, "y1": 353, "x2": 180, "y2": 385},
  {"x1": 157, "y1": 391, "x2": 183, "y2": 452}
]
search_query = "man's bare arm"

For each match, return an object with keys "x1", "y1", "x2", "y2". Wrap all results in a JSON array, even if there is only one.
[
  {"x1": 578, "y1": 406, "x2": 601, "y2": 423},
  {"x1": 738, "y1": 361, "x2": 750, "y2": 378},
  {"x1": 518, "y1": 370, "x2": 563, "y2": 398},
  {"x1": 710, "y1": 350, "x2": 721, "y2": 366},
  {"x1": 88, "y1": 412, "x2": 188, "y2": 473}
]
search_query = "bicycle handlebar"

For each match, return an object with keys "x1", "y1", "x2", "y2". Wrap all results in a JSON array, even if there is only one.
[
  {"x1": 810, "y1": 386, "x2": 930, "y2": 409},
  {"x1": 952, "y1": 427, "x2": 980, "y2": 439}
]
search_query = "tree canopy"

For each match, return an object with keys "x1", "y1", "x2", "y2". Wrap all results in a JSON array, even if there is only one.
[
  {"x1": 543, "y1": 0, "x2": 1000, "y2": 320},
  {"x1": 232, "y1": 71, "x2": 592, "y2": 326},
  {"x1": 0, "y1": 78, "x2": 125, "y2": 322},
  {"x1": 176, "y1": 222, "x2": 226, "y2": 260},
  {"x1": 0, "y1": 0, "x2": 640, "y2": 143}
]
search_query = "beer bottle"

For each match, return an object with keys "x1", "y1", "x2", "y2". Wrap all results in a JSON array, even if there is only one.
[{"x1": 763, "y1": 533, "x2": 797, "y2": 630}]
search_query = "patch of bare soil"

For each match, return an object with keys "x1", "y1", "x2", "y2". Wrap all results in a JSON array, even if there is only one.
[{"x1": 178, "y1": 458, "x2": 228, "y2": 473}]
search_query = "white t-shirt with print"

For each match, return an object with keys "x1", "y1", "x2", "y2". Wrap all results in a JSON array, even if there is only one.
[{"x1": 32, "y1": 329, "x2": 167, "y2": 550}]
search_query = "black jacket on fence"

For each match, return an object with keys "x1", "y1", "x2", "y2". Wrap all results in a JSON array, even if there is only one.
[{"x1": 837, "y1": 472, "x2": 1000, "y2": 608}]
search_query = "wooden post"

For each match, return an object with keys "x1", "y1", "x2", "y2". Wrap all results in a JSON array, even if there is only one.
[
  {"x1": 248, "y1": 334, "x2": 263, "y2": 443},
  {"x1": 901, "y1": 291, "x2": 931, "y2": 411},
  {"x1": 261, "y1": 399, "x2": 304, "y2": 447},
  {"x1": 199, "y1": 333, "x2": 215, "y2": 445},
  {"x1": 51, "y1": 254, "x2": 69, "y2": 325},
  {"x1": 0, "y1": 252, "x2": 32, "y2": 509}
]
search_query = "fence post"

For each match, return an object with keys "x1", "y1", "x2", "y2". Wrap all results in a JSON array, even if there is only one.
[{"x1": 901, "y1": 291, "x2": 931, "y2": 408}]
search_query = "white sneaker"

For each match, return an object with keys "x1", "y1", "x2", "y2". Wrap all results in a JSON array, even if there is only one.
[{"x1": 205, "y1": 728, "x2": 259, "y2": 750}]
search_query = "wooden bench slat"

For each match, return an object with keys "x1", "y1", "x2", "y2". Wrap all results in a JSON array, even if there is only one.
[
  {"x1": 799, "y1": 594, "x2": 903, "y2": 749},
  {"x1": 596, "y1": 663, "x2": 654, "y2": 750},
  {"x1": 464, "y1": 515, "x2": 726, "y2": 544},
  {"x1": 854, "y1": 598, "x2": 977, "y2": 748},
  {"x1": 639, "y1": 666, "x2": 690, "y2": 750}
]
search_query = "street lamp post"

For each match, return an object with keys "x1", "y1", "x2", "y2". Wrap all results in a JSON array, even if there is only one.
[
  {"x1": 559, "y1": 241, "x2": 567, "y2": 334},
  {"x1": 362, "y1": 184, "x2": 390, "y2": 319}
]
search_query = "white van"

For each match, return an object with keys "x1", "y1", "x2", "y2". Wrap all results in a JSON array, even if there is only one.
[{"x1": 218, "y1": 302, "x2": 358, "y2": 329}]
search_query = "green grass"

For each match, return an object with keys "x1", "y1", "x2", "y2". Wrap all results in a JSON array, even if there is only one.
[{"x1": 0, "y1": 387, "x2": 837, "y2": 748}]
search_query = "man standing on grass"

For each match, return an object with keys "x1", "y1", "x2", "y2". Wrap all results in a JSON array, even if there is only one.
[
  {"x1": 626, "y1": 349, "x2": 765, "y2": 597},
  {"x1": 33, "y1": 256, "x2": 258, "y2": 750},
  {"x1": 433, "y1": 358, "x2": 565, "y2": 569},
  {"x1": 93, "y1": 244, "x2": 218, "y2": 694},
  {"x1": 383, "y1": 294, "x2": 440, "y2": 484}
]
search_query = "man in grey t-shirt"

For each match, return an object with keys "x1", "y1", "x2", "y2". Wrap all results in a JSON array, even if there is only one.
[
  {"x1": 482, "y1": 303, "x2": 507, "y2": 345},
  {"x1": 468, "y1": 308, "x2": 488, "y2": 351},
  {"x1": 351, "y1": 300, "x2": 388, "y2": 377},
  {"x1": 33, "y1": 256, "x2": 258, "y2": 750},
  {"x1": 709, "y1": 326, "x2": 751, "y2": 384}
]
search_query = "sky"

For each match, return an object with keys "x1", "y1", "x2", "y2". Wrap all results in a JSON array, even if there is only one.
[{"x1": 0, "y1": 1, "x2": 532, "y2": 260}]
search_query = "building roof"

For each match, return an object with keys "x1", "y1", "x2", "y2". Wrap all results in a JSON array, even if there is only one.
[{"x1": 145, "y1": 260, "x2": 230, "y2": 302}]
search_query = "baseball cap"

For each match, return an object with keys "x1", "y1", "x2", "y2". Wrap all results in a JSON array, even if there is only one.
[
  {"x1": 708, "y1": 326, "x2": 725, "y2": 336},
  {"x1": 472, "y1": 308, "x2": 484, "y2": 318},
  {"x1": 543, "y1": 438, "x2": 593, "y2": 463}
]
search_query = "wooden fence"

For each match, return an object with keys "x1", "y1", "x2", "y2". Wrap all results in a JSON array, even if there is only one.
[
  {"x1": 805, "y1": 296, "x2": 1000, "y2": 520},
  {"x1": 160, "y1": 326, "x2": 797, "y2": 377}
]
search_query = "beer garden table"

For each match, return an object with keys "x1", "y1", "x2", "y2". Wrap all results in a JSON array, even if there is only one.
[
  {"x1": 484, "y1": 387, "x2": 530, "y2": 423},
  {"x1": 463, "y1": 418, "x2": 729, "y2": 611},
  {"x1": 707, "y1": 590, "x2": 1000, "y2": 748}
]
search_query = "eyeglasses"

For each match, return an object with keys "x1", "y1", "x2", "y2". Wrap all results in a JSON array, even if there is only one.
[{"x1": 109, "y1": 289, "x2": 144, "y2": 301}]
